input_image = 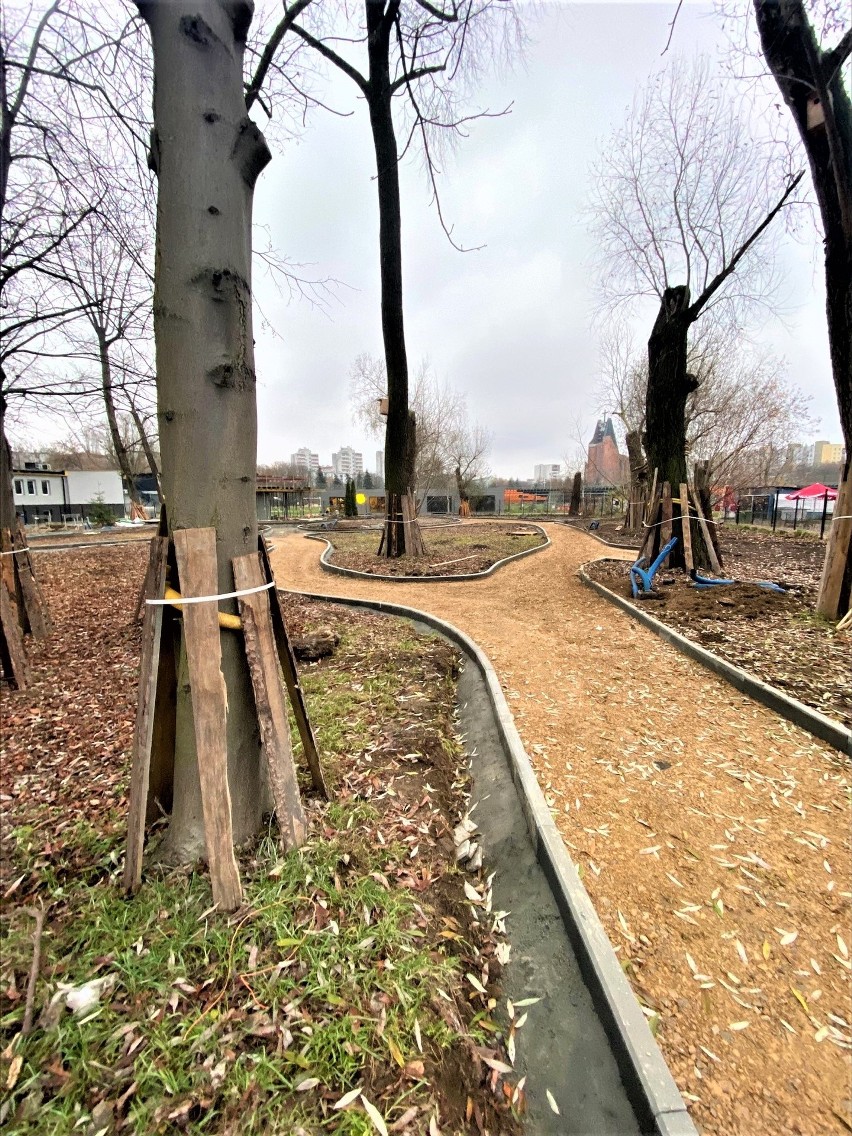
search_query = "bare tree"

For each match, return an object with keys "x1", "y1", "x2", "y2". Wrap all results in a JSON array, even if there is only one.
[
  {"x1": 350, "y1": 351, "x2": 489, "y2": 513},
  {"x1": 751, "y1": 0, "x2": 851, "y2": 616},
  {"x1": 285, "y1": 0, "x2": 518, "y2": 556},
  {"x1": 351, "y1": 352, "x2": 455, "y2": 508},
  {"x1": 590, "y1": 54, "x2": 803, "y2": 567},
  {"x1": 442, "y1": 419, "x2": 490, "y2": 516}
]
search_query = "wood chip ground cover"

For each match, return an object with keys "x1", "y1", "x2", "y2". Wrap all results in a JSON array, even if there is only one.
[
  {"x1": 0, "y1": 546, "x2": 523, "y2": 1135},
  {"x1": 322, "y1": 523, "x2": 545, "y2": 577},
  {"x1": 273, "y1": 524, "x2": 852, "y2": 1136}
]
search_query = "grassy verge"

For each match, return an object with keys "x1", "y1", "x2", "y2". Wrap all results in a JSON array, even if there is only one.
[{"x1": 1, "y1": 580, "x2": 520, "y2": 1135}]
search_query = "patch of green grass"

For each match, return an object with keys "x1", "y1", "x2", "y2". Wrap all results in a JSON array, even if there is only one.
[{"x1": 1, "y1": 817, "x2": 461, "y2": 1135}]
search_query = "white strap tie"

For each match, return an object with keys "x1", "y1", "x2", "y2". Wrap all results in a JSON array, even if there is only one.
[
  {"x1": 146, "y1": 581, "x2": 274, "y2": 606},
  {"x1": 0, "y1": 547, "x2": 30, "y2": 556}
]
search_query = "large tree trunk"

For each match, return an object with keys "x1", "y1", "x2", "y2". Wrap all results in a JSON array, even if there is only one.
[
  {"x1": 366, "y1": 2, "x2": 420, "y2": 557},
  {"x1": 646, "y1": 287, "x2": 712, "y2": 570},
  {"x1": 137, "y1": 0, "x2": 270, "y2": 860},
  {"x1": 753, "y1": 0, "x2": 852, "y2": 616}
]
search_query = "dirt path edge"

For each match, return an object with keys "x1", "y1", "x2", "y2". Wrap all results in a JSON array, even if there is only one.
[
  {"x1": 283, "y1": 586, "x2": 698, "y2": 1136},
  {"x1": 303, "y1": 526, "x2": 552, "y2": 583},
  {"x1": 579, "y1": 562, "x2": 852, "y2": 758}
]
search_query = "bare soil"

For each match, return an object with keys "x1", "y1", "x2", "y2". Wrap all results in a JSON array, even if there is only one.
[
  {"x1": 273, "y1": 523, "x2": 852, "y2": 1136},
  {"x1": 586, "y1": 532, "x2": 852, "y2": 730},
  {"x1": 320, "y1": 521, "x2": 546, "y2": 577}
]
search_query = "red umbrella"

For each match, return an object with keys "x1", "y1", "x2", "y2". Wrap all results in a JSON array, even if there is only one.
[{"x1": 788, "y1": 483, "x2": 838, "y2": 500}]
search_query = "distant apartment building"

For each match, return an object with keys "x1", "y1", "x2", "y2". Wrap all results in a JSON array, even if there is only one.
[
  {"x1": 290, "y1": 447, "x2": 319, "y2": 479},
  {"x1": 814, "y1": 440, "x2": 845, "y2": 465},
  {"x1": 786, "y1": 442, "x2": 815, "y2": 467},
  {"x1": 584, "y1": 418, "x2": 630, "y2": 489},
  {"x1": 332, "y1": 446, "x2": 363, "y2": 480},
  {"x1": 533, "y1": 463, "x2": 561, "y2": 484},
  {"x1": 375, "y1": 450, "x2": 384, "y2": 476}
]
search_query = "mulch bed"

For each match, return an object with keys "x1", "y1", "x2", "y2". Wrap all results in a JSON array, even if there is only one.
[
  {"x1": 322, "y1": 523, "x2": 545, "y2": 577},
  {"x1": 0, "y1": 545, "x2": 524, "y2": 1134},
  {"x1": 585, "y1": 527, "x2": 851, "y2": 730}
]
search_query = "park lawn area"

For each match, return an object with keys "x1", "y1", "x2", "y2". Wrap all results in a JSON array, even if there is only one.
[
  {"x1": 323, "y1": 522, "x2": 546, "y2": 577},
  {"x1": 585, "y1": 526, "x2": 852, "y2": 730},
  {"x1": 0, "y1": 547, "x2": 522, "y2": 1135}
]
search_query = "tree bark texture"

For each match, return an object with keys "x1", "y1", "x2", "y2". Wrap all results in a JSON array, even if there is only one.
[
  {"x1": 0, "y1": 388, "x2": 17, "y2": 541},
  {"x1": 137, "y1": 0, "x2": 271, "y2": 859},
  {"x1": 365, "y1": 1, "x2": 420, "y2": 556},
  {"x1": 624, "y1": 430, "x2": 647, "y2": 531},
  {"x1": 754, "y1": 0, "x2": 852, "y2": 615},
  {"x1": 569, "y1": 472, "x2": 582, "y2": 517},
  {"x1": 646, "y1": 287, "x2": 711, "y2": 570}
]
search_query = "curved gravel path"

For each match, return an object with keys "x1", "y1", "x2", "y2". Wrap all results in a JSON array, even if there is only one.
[{"x1": 270, "y1": 523, "x2": 851, "y2": 1136}]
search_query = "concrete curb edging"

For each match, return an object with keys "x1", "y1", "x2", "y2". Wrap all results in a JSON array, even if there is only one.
[
  {"x1": 286, "y1": 585, "x2": 698, "y2": 1136},
  {"x1": 558, "y1": 519, "x2": 640, "y2": 552},
  {"x1": 579, "y1": 561, "x2": 852, "y2": 758},
  {"x1": 304, "y1": 524, "x2": 551, "y2": 583}
]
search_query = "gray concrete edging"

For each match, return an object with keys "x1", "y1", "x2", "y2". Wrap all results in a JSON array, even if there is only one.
[
  {"x1": 578, "y1": 562, "x2": 852, "y2": 758},
  {"x1": 304, "y1": 524, "x2": 551, "y2": 583},
  {"x1": 286, "y1": 585, "x2": 698, "y2": 1136},
  {"x1": 557, "y1": 519, "x2": 640, "y2": 552}
]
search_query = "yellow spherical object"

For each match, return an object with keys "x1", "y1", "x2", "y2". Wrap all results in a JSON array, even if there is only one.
[{"x1": 356, "y1": 493, "x2": 366, "y2": 505}]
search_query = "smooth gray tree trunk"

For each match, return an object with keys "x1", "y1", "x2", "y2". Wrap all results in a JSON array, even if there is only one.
[{"x1": 137, "y1": 0, "x2": 271, "y2": 859}]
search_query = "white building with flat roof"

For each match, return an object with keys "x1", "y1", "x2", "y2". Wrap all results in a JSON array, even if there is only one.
[
  {"x1": 291, "y1": 448, "x2": 320, "y2": 480},
  {"x1": 332, "y1": 446, "x2": 363, "y2": 480},
  {"x1": 533, "y1": 463, "x2": 561, "y2": 484}
]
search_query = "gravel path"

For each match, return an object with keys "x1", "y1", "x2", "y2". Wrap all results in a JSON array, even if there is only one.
[{"x1": 270, "y1": 523, "x2": 852, "y2": 1136}]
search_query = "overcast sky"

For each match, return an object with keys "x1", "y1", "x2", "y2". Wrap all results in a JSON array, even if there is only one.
[{"x1": 249, "y1": 0, "x2": 841, "y2": 480}]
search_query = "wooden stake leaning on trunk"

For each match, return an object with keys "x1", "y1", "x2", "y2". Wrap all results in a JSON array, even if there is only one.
[
  {"x1": 13, "y1": 523, "x2": 51, "y2": 639},
  {"x1": 688, "y1": 485, "x2": 722, "y2": 575},
  {"x1": 0, "y1": 572, "x2": 29, "y2": 688},
  {"x1": 258, "y1": 537, "x2": 329, "y2": 799},
  {"x1": 124, "y1": 535, "x2": 170, "y2": 895},
  {"x1": 679, "y1": 483, "x2": 694, "y2": 573},
  {"x1": 173, "y1": 528, "x2": 242, "y2": 913},
  {"x1": 817, "y1": 468, "x2": 852, "y2": 621},
  {"x1": 234, "y1": 553, "x2": 308, "y2": 850},
  {"x1": 636, "y1": 473, "x2": 661, "y2": 562}
]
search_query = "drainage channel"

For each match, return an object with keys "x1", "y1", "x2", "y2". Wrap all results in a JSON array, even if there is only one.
[
  {"x1": 453, "y1": 639, "x2": 638, "y2": 1135},
  {"x1": 289, "y1": 590, "x2": 697, "y2": 1136}
]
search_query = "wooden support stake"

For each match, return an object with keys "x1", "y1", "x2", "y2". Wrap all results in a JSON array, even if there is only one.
[
  {"x1": 636, "y1": 485, "x2": 661, "y2": 563},
  {"x1": 679, "y1": 483, "x2": 694, "y2": 573},
  {"x1": 234, "y1": 557, "x2": 307, "y2": 851},
  {"x1": 816, "y1": 469, "x2": 852, "y2": 620},
  {"x1": 15, "y1": 522, "x2": 51, "y2": 638},
  {"x1": 689, "y1": 486, "x2": 722, "y2": 575},
  {"x1": 0, "y1": 575, "x2": 30, "y2": 688},
  {"x1": 258, "y1": 537, "x2": 330, "y2": 799},
  {"x1": 174, "y1": 528, "x2": 242, "y2": 912},
  {"x1": 661, "y1": 483, "x2": 673, "y2": 546},
  {"x1": 124, "y1": 536, "x2": 169, "y2": 893}
]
